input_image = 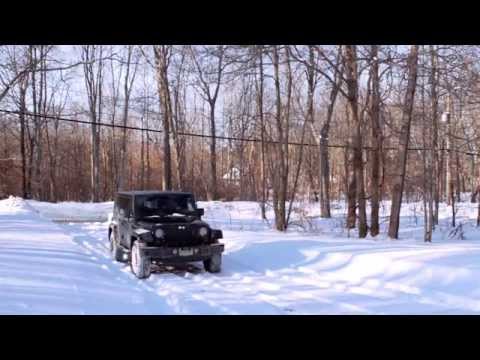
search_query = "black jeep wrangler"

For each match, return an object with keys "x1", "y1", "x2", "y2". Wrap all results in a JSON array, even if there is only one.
[{"x1": 108, "y1": 191, "x2": 224, "y2": 279}]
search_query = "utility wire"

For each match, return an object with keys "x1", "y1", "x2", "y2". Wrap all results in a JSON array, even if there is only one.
[{"x1": 1, "y1": 108, "x2": 479, "y2": 156}]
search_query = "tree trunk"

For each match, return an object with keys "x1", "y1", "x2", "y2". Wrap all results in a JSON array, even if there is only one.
[
  {"x1": 207, "y1": 102, "x2": 218, "y2": 200},
  {"x1": 318, "y1": 47, "x2": 341, "y2": 218},
  {"x1": 118, "y1": 46, "x2": 137, "y2": 191},
  {"x1": 154, "y1": 45, "x2": 173, "y2": 191},
  {"x1": 344, "y1": 45, "x2": 368, "y2": 238},
  {"x1": 189, "y1": 45, "x2": 226, "y2": 200},
  {"x1": 82, "y1": 45, "x2": 103, "y2": 202},
  {"x1": 429, "y1": 45, "x2": 440, "y2": 226},
  {"x1": 255, "y1": 45, "x2": 267, "y2": 220},
  {"x1": 369, "y1": 45, "x2": 381, "y2": 237},
  {"x1": 420, "y1": 47, "x2": 433, "y2": 243},
  {"x1": 445, "y1": 95, "x2": 456, "y2": 227},
  {"x1": 18, "y1": 74, "x2": 28, "y2": 199},
  {"x1": 271, "y1": 46, "x2": 288, "y2": 231},
  {"x1": 172, "y1": 84, "x2": 187, "y2": 191},
  {"x1": 344, "y1": 103, "x2": 356, "y2": 229},
  {"x1": 388, "y1": 45, "x2": 419, "y2": 239}
]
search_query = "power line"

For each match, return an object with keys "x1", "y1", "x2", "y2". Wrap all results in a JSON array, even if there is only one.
[
  {"x1": 1, "y1": 108, "x2": 312, "y2": 146},
  {"x1": 0, "y1": 108, "x2": 326, "y2": 147},
  {"x1": 1, "y1": 108, "x2": 479, "y2": 157}
]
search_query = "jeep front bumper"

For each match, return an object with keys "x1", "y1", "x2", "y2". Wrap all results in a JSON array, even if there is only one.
[{"x1": 140, "y1": 243, "x2": 224, "y2": 262}]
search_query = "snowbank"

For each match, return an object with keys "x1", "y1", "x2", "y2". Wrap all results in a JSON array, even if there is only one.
[
  {"x1": 0, "y1": 196, "x2": 37, "y2": 214},
  {"x1": 26, "y1": 200, "x2": 113, "y2": 222}
]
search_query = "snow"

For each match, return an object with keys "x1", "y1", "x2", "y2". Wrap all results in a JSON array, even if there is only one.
[
  {"x1": 2, "y1": 195, "x2": 480, "y2": 314},
  {"x1": 24, "y1": 199, "x2": 113, "y2": 222}
]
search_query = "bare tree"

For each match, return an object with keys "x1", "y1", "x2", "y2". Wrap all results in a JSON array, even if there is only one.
[
  {"x1": 388, "y1": 45, "x2": 419, "y2": 239},
  {"x1": 254, "y1": 45, "x2": 267, "y2": 220},
  {"x1": 268, "y1": 45, "x2": 291, "y2": 231},
  {"x1": 369, "y1": 45, "x2": 382, "y2": 237},
  {"x1": 291, "y1": 45, "x2": 344, "y2": 219},
  {"x1": 189, "y1": 45, "x2": 231, "y2": 200},
  {"x1": 343, "y1": 45, "x2": 368, "y2": 238},
  {"x1": 82, "y1": 45, "x2": 104, "y2": 202},
  {"x1": 153, "y1": 45, "x2": 174, "y2": 191},
  {"x1": 170, "y1": 47, "x2": 188, "y2": 191},
  {"x1": 429, "y1": 45, "x2": 440, "y2": 225},
  {"x1": 420, "y1": 46, "x2": 434, "y2": 242},
  {"x1": 117, "y1": 45, "x2": 139, "y2": 191}
]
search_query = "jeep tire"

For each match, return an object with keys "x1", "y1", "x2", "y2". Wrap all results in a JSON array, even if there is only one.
[
  {"x1": 110, "y1": 228, "x2": 126, "y2": 263},
  {"x1": 130, "y1": 241, "x2": 151, "y2": 279},
  {"x1": 204, "y1": 253, "x2": 221, "y2": 273}
]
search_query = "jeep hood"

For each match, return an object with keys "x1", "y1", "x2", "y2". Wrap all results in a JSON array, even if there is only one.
[{"x1": 135, "y1": 218, "x2": 208, "y2": 229}]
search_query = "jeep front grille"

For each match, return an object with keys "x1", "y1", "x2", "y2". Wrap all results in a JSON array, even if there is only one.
[{"x1": 156, "y1": 224, "x2": 204, "y2": 247}]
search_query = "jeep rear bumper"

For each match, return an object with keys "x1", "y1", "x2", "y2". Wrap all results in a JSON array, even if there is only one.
[{"x1": 140, "y1": 243, "x2": 224, "y2": 262}]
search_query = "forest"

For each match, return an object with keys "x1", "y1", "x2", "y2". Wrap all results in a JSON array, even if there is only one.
[{"x1": 1, "y1": 45, "x2": 479, "y2": 240}]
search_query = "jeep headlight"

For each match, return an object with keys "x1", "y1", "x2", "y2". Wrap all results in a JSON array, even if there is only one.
[
  {"x1": 155, "y1": 228, "x2": 165, "y2": 239},
  {"x1": 198, "y1": 226, "x2": 209, "y2": 238}
]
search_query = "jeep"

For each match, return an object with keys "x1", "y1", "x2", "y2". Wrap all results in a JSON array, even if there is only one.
[{"x1": 108, "y1": 191, "x2": 224, "y2": 279}]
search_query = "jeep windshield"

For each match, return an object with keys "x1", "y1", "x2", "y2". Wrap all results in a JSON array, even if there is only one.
[{"x1": 135, "y1": 194, "x2": 196, "y2": 219}]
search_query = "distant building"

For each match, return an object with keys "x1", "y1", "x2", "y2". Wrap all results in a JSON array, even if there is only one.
[{"x1": 222, "y1": 167, "x2": 240, "y2": 184}]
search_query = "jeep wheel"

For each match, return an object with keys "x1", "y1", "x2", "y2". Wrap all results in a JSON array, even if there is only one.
[
  {"x1": 204, "y1": 254, "x2": 221, "y2": 273},
  {"x1": 130, "y1": 241, "x2": 151, "y2": 279},
  {"x1": 109, "y1": 229, "x2": 126, "y2": 262}
]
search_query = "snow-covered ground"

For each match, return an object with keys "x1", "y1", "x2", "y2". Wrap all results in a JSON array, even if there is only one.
[{"x1": 1, "y1": 195, "x2": 480, "y2": 314}]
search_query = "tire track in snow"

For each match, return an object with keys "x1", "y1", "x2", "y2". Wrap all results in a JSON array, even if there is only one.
[
  {"x1": 60, "y1": 222, "x2": 287, "y2": 314},
  {"x1": 56, "y1": 222, "x2": 213, "y2": 314},
  {"x1": 157, "y1": 263, "x2": 288, "y2": 314},
  {"x1": 51, "y1": 221, "x2": 480, "y2": 315}
]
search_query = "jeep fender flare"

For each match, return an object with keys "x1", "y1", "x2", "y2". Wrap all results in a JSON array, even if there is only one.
[
  {"x1": 108, "y1": 220, "x2": 118, "y2": 237},
  {"x1": 128, "y1": 235, "x2": 140, "y2": 250}
]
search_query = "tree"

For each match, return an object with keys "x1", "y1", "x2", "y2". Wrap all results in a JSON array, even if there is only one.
[
  {"x1": 153, "y1": 45, "x2": 174, "y2": 191},
  {"x1": 420, "y1": 45, "x2": 434, "y2": 242},
  {"x1": 82, "y1": 45, "x2": 104, "y2": 202},
  {"x1": 429, "y1": 45, "x2": 440, "y2": 225},
  {"x1": 170, "y1": 47, "x2": 188, "y2": 191},
  {"x1": 369, "y1": 45, "x2": 382, "y2": 237},
  {"x1": 254, "y1": 45, "x2": 267, "y2": 220},
  {"x1": 118, "y1": 45, "x2": 139, "y2": 191},
  {"x1": 189, "y1": 45, "x2": 231, "y2": 200},
  {"x1": 388, "y1": 45, "x2": 419, "y2": 239},
  {"x1": 291, "y1": 46, "x2": 344, "y2": 219},
  {"x1": 268, "y1": 45, "x2": 291, "y2": 231},
  {"x1": 343, "y1": 45, "x2": 368, "y2": 238}
]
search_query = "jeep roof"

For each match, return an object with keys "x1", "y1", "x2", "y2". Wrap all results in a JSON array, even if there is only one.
[{"x1": 117, "y1": 191, "x2": 194, "y2": 197}]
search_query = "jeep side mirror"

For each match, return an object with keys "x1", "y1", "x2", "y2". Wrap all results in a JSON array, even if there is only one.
[{"x1": 197, "y1": 208, "x2": 204, "y2": 216}]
